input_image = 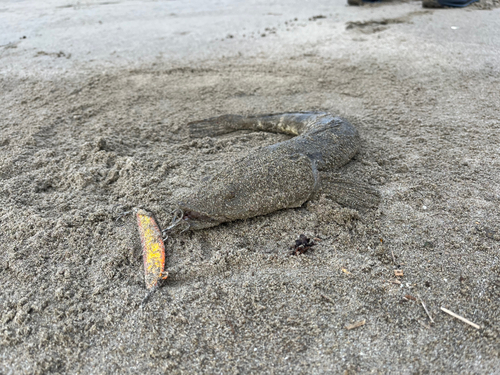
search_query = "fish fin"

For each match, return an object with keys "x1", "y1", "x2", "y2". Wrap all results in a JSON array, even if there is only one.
[
  {"x1": 188, "y1": 115, "x2": 245, "y2": 138},
  {"x1": 319, "y1": 173, "x2": 380, "y2": 209}
]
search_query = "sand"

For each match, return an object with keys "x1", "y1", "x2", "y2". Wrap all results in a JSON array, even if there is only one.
[{"x1": 1, "y1": 0, "x2": 499, "y2": 373}]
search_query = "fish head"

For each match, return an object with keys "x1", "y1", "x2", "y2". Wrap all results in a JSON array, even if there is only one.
[
  {"x1": 177, "y1": 180, "x2": 244, "y2": 230},
  {"x1": 178, "y1": 151, "x2": 315, "y2": 231},
  {"x1": 178, "y1": 205, "x2": 224, "y2": 230}
]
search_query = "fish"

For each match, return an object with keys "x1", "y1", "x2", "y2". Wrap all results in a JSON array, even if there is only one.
[
  {"x1": 136, "y1": 209, "x2": 168, "y2": 289},
  {"x1": 178, "y1": 112, "x2": 380, "y2": 230}
]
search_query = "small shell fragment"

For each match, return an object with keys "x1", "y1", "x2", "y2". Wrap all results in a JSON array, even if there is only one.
[
  {"x1": 136, "y1": 209, "x2": 168, "y2": 289},
  {"x1": 394, "y1": 269, "x2": 404, "y2": 277},
  {"x1": 345, "y1": 320, "x2": 366, "y2": 330}
]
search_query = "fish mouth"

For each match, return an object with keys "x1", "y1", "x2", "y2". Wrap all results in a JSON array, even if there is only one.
[
  {"x1": 182, "y1": 209, "x2": 214, "y2": 222},
  {"x1": 180, "y1": 208, "x2": 222, "y2": 230}
]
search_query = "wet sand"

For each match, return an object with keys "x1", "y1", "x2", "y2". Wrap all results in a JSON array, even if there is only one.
[{"x1": 1, "y1": 1, "x2": 499, "y2": 373}]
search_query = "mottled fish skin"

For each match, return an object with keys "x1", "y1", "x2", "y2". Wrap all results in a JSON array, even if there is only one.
[{"x1": 179, "y1": 112, "x2": 363, "y2": 230}]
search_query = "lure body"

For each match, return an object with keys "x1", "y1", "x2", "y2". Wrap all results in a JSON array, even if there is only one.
[{"x1": 136, "y1": 209, "x2": 168, "y2": 289}]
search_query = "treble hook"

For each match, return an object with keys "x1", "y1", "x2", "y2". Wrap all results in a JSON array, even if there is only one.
[{"x1": 162, "y1": 208, "x2": 187, "y2": 241}]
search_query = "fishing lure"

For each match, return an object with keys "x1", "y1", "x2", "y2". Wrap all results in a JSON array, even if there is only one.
[{"x1": 136, "y1": 209, "x2": 168, "y2": 289}]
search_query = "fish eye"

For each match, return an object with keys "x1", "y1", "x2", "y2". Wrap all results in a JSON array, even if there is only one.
[{"x1": 225, "y1": 186, "x2": 236, "y2": 200}]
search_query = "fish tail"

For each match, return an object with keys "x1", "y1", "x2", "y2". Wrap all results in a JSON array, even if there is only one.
[
  {"x1": 189, "y1": 112, "x2": 329, "y2": 138},
  {"x1": 188, "y1": 115, "x2": 247, "y2": 138}
]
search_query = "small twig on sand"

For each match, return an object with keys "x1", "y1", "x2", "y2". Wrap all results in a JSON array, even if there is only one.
[
  {"x1": 420, "y1": 299, "x2": 435, "y2": 324},
  {"x1": 391, "y1": 249, "x2": 396, "y2": 264},
  {"x1": 345, "y1": 320, "x2": 366, "y2": 330},
  {"x1": 440, "y1": 307, "x2": 481, "y2": 329},
  {"x1": 321, "y1": 294, "x2": 335, "y2": 304}
]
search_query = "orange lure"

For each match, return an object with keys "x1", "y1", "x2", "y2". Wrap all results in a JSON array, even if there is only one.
[{"x1": 136, "y1": 209, "x2": 168, "y2": 289}]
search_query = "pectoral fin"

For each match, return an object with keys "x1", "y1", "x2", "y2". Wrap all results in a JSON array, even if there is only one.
[{"x1": 319, "y1": 173, "x2": 381, "y2": 209}]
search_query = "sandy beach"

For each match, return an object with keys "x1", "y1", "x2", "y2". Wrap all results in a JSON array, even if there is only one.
[{"x1": 1, "y1": 0, "x2": 499, "y2": 373}]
